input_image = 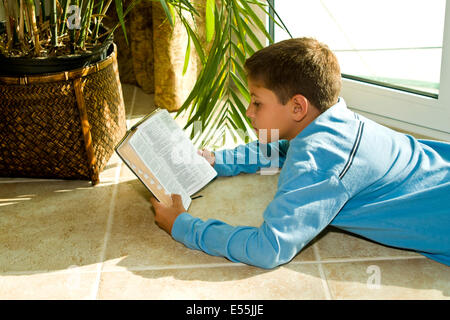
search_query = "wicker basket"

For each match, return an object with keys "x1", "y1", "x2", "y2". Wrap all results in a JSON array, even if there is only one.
[{"x1": 0, "y1": 43, "x2": 127, "y2": 185}]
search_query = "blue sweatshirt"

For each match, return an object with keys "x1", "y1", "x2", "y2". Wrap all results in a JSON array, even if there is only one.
[{"x1": 171, "y1": 98, "x2": 450, "y2": 268}]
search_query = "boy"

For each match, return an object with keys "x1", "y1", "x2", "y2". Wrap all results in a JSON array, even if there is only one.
[{"x1": 150, "y1": 38, "x2": 450, "y2": 269}]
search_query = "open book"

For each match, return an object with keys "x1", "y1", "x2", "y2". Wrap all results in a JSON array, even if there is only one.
[{"x1": 115, "y1": 108, "x2": 217, "y2": 209}]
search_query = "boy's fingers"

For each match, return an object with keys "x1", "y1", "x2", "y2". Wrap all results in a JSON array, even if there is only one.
[
  {"x1": 171, "y1": 193, "x2": 182, "y2": 202},
  {"x1": 149, "y1": 196, "x2": 160, "y2": 206}
]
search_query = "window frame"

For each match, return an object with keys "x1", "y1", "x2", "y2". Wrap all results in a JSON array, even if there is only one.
[{"x1": 271, "y1": 0, "x2": 450, "y2": 141}]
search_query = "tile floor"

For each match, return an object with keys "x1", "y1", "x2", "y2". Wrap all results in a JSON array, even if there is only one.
[{"x1": 0, "y1": 84, "x2": 449, "y2": 300}]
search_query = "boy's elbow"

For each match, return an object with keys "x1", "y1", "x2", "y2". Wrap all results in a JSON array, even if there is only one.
[
  {"x1": 247, "y1": 247, "x2": 289, "y2": 269},
  {"x1": 255, "y1": 252, "x2": 294, "y2": 269},
  {"x1": 254, "y1": 258, "x2": 280, "y2": 270},
  {"x1": 226, "y1": 225, "x2": 297, "y2": 269}
]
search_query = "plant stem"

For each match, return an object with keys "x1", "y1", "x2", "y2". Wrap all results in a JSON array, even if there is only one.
[
  {"x1": 18, "y1": 0, "x2": 25, "y2": 44},
  {"x1": 93, "y1": 0, "x2": 105, "y2": 43},
  {"x1": 25, "y1": 0, "x2": 42, "y2": 55},
  {"x1": 37, "y1": 0, "x2": 43, "y2": 25},
  {"x1": 100, "y1": 0, "x2": 113, "y2": 22},
  {"x1": 78, "y1": 0, "x2": 93, "y2": 48},
  {"x1": 50, "y1": 0, "x2": 58, "y2": 46},
  {"x1": 2, "y1": 0, "x2": 14, "y2": 50},
  {"x1": 59, "y1": 0, "x2": 69, "y2": 35}
]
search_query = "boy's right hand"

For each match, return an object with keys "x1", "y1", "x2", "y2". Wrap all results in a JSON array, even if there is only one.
[{"x1": 197, "y1": 148, "x2": 215, "y2": 167}]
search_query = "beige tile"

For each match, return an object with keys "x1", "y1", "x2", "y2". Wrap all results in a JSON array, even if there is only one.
[
  {"x1": 0, "y1": 180, "x2": 114, "y2": 273},
  {"x1": 0, "y1": 267, "x2": 98, "y2": 299},
  {"x1": 104, "y1": 173, "x2": 315, "y2": 271},
  {"x1": 322, "y1": 259, "x2": 450, "y2": 299},
  {"x1": 188, "y1": 173, "x2": 279, "y2": 227},
  {"x1": 315, "y1": 228, "x2": 422, "y2": 260},
  {"x1": 187, "y1": 173, "x2": 316, "y2": 263},
  {"x1": 103, "y1": 179, "x2": 230, "y2": 270},
  {"x1": 97, "y1": 263, "x2": 326, "y2": 299}
]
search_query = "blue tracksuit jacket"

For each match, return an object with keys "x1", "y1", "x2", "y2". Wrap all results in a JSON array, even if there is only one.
[{"x1": 171, "y1": 98, "x2": 450, "y2": 269}]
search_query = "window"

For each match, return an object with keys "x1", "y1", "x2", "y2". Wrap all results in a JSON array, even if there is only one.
[{"x1": 272, "y1": 0, "x2": 450, "y2": 141}]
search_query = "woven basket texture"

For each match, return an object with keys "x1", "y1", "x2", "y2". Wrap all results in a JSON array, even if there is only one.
[{"x1": 0, "y1": 46, "x2": 127, "y2": 183}]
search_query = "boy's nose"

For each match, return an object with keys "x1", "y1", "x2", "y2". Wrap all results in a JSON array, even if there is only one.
[{"x1": 246, "y1": 103, "x2": 255, "y2": 119}]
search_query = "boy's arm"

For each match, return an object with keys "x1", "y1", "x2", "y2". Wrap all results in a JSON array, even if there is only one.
[
  {"x1": 171, "y1": 170, "x2": 350, "y2": 269},
  {"x1": 212, "y1": 139, "x2": 290, "y2": 177}
]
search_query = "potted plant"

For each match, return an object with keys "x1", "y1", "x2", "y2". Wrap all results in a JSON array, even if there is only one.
[
  {"x1": 0, "y1": 0, "x2": 289, "y2": 184},
  {"x1": 0, "y1": 0, "x2": 142, "y2": 185}
]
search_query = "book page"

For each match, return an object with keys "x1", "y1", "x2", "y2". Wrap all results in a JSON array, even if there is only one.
[
  {"x1": 129, "y1": 109, "x2": 216, "y2": 200},
  {"x1": 129, "y1": 130, "x2": 192, "y2": 210},
  {"x1": 117, "y1": 141, "x2": 190, "y2": 208}
]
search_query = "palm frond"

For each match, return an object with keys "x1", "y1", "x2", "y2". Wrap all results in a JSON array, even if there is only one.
[{"x1": 173, "y1": 0, "x2": 291, "y2": 150}]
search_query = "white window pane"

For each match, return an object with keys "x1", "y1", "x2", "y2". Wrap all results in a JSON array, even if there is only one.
[{"x1": 274, "y1": 0, "x2": 446, "y2": 96}]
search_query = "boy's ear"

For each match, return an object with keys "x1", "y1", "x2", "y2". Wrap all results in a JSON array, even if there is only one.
[{"x1": 290, "y1": 94, "x2": 309, "y2": 121}]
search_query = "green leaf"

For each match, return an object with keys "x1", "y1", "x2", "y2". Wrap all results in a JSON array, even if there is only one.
[
  {"x1": 182, "y1": 17, "x2": 206, "y2": 65},
  {"x1": 182, "y1": 35, "x2": 191, "y2": 75},
  {"x1": 159, "y1": 0, "x2": 174, "y2": 27},
  {"x1": 229, "y1": 102, "x2": 247, "y2": 133},
  {"x1": 266, "y1": 0, "x2": 293, "y2": 38},
  {"x1": 231, "y1": 42, "x2": 246, "y2": 64},
  {"x1": 230, "y1": 90, "x2": 251, "y2": 123},
  {"x1": 238, "y1": 0, "x2": 273, "y2": 43},
  {"x1": 230, "y1": 71, "x2": 250, "y2": 102},
  {"x1": 114, "y1": 0, "x2": 128, "y2": 46},
  {"x1": 205, "y1": 0, "x2": 215, "y2": 42},
  {"x1": 231, "y1": 57, "x2": 247, "y2": 84},
  {"x1": 231, "y1": 24, "x2": 255, "y2": 56},
  {"x1": 251, "y1": 0, "x2": 290, "y2": 37},
  {"x1": 231, "y1": 0, "x2": 249, "y2": 53},
  {"x1": 241, "y1": 20, "x2": 264, "y2": 50},
  {"x1": 201, "y1": 109, "x2": 228, "y2": 147}
]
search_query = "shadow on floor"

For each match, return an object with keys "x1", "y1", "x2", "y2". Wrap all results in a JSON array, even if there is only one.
[{"x1": 1, "y1": 177, "x2": 448, "y2": 298}]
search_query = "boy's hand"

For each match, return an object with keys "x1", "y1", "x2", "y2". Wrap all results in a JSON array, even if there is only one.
[
  {"x1": 149, "y1": 194, "x2": 186, "y2": 235},
  {"x1": 197, "y1": 148, "x2": 215, "y2": 167}
]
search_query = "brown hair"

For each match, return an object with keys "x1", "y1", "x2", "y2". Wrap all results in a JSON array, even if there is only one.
[{"x1": 244, "y1": 37, "x2": 341, "y2": 113}]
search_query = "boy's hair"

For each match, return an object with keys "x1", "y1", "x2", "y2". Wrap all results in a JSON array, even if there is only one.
[{"x1": 244, "y1": 37, "x2": 341, "y2": 113}]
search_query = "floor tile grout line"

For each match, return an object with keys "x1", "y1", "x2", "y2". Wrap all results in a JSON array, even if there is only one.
[
  {"x1": 0, "y1": 255, "x2": 428, "y2": 277},
  {"x1": 315, "y1": 255, "x2": 426, "y2": 264},
  {"x1": 0, "y1": 268, "x2": 101, "y2": 277},
  {"x1": 99, "y1": 254, "x2": 423, "y2": 273},
  {"x1": 313, "y1": 244, "x2": 333, "y2": 300},
  {"x1": 89, "y1": 164, "x2": 121, "y2": 300},
  {"x1": 89, "y1": 86, "x2": 137, "y2": 300}
]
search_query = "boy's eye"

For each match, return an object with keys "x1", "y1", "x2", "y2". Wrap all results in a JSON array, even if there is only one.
[{"x1": 253, "y1": 101, "x2": 261, "y2": 107}]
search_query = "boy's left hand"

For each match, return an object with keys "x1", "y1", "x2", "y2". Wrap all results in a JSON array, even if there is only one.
[{"x1": 149, "y1": 194, "x2": 186, "y2": 235}]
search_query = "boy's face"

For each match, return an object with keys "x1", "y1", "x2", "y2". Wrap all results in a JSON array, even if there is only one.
[{"x1": 246, "y1": 78, "x2": 297, "y2": 143}]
